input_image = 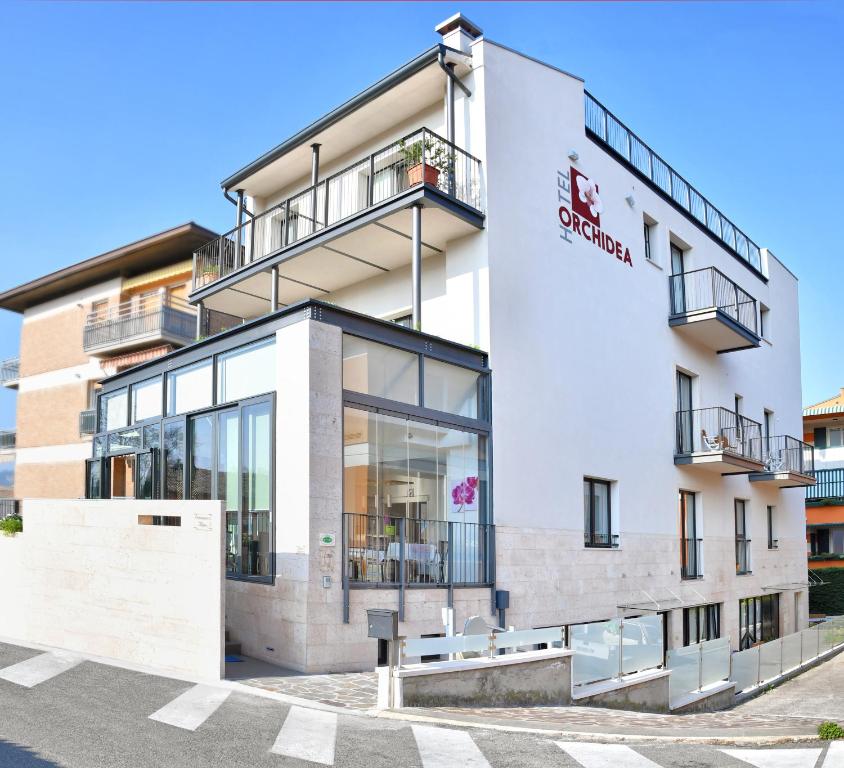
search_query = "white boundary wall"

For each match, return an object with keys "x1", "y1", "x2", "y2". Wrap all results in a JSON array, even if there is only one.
[{"x1": 0, "y1": 499, "x2": 225, "y2": 680}]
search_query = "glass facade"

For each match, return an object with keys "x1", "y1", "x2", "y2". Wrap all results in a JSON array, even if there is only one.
[
  {"x1": 342, "y1": 336, "x2": 419, "y2": 405},
  {"x1": 100, "y1": 389, "x2": 128, "y2": 432},
  {"x1": 217, "y1": 339, "x2": 276, "y2": 404},
  {"x1": 423, "y1": 358, "x2": 479, "y2": 418},
  {"x1": 166, "y1": 359, "x2": 213, "y2": 416},
  {"x1": 739, "y1": 594, "x2": 780, "y2": 649},
  {"x1": 131, "y1": 377, "x2": 162, "y2": 423}
]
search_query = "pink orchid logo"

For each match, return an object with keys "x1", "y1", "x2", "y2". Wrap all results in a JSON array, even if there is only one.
[
  {"x1": 451, "y1": 476, "x2": 479, "y2": 509},
  {"x1": 576, "y1": 174, "x2": 603, "y2": 219}
]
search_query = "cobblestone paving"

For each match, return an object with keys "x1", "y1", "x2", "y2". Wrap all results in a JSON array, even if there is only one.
[{"x1": 241, "y1": 671, "x2": 379, "y2": 710}]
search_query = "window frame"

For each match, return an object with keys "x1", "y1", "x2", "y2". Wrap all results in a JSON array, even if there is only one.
[
  {"x1": 682, "y1": 603, "x2": 720, "y2": 646},
  {"x1": 583, "y1": 477, "x2": 615, "y2": 549},
  {"x1": 735, "y1": 498, "x2": 751, "y2": 575},
  {"x1": 767, "y1": 505, "x2": 777, "y2": 549}
]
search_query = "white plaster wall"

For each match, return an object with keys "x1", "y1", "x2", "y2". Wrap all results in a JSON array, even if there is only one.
[{"x1": 0, "y1": 499, "x2": 225, "y2": 680}]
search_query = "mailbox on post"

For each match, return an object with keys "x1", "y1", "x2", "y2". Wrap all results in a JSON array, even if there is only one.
[{"x1": 366, "y1": 608, "x2": 399, "y2": 641}]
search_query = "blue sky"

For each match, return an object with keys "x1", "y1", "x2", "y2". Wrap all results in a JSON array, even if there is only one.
[{"x1": 0, "y1": 1, "x2": 842, "y2": 427}]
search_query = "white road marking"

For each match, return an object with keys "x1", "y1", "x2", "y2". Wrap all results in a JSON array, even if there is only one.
[
  {"x1": 721, "y1": 748, "x2": 823, "y2": 768},
  {"x1": 412, "y1": 724, "x2": 491, "y2": 768},
  {"x1": 0, "y1": 651, "x2": 83, "y2": 688},
  {"x1": 824, "y1": 742, "x2": 844, "y2": 768},
  {"x1": 555, "y1": 741, "x2": 662, "y2": 768},
  {"x1": 271, "y1": 705, "x2": 338, "y2": 765},
  {"x1": 149, "y1": 684, "x2": 231, "y2": 731}
]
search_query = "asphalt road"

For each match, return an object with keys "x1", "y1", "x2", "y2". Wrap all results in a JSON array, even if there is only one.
[{"x1": 0, "y1": 642, "x2": 840, "y2": 768}]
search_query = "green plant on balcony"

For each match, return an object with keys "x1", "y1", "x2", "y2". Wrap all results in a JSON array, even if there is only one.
[
  {"x1": 399, "y1": 137, "x2": 452, "y2": 187},
  {"x1": 201, "y1": 263, "x2": 220, "y2": 283},
  {"x1": 0, "y1": 515, "x2": 22, "y2": 537}
]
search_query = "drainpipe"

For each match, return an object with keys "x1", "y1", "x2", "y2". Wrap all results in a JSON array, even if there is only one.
[
  {"x1": 270, "y1": 266, "x2": 279, "y2": 312},
  {"x1": 445, "y1": 62, "x2": 455, "y2": 145},
  {"x1": 310, "y1": 143, "x2": 321, "y2": 232},
  {"x1": 234, "y1": 190, "x2": 244, "y2": 269},
  {"x1": 195, "y1": 299, "x2": 204, "y2": 340},
  {"x1": 411, "y1": 204, "x2": 422, "y2": 331}
]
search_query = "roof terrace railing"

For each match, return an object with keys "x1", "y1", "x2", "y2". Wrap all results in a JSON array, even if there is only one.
[
  {"x1": 584, "y1": 92, "x2": 764, "y2": 276},
  {"x1": 193, "y1": 127, "x2": 483, "y2": 292}
]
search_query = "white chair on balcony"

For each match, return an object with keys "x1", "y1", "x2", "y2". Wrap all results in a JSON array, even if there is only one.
[
  {"x1": 765, "y1": 450, "x2": 784, "y2": 473},
  {"x1": 701, "y1": 430, "x2": 726, "y2": 452}
]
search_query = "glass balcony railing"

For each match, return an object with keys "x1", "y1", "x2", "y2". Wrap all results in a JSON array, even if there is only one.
[{"x1": 193, "y1": 127, "x2": 483, "y2": 292}]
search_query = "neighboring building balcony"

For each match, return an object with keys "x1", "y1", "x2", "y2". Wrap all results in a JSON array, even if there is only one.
[
  {"x1": 79, "y1": 409, "x2": 97, "y2": 436},
  {"x1": 674, "y1": 407, "x2": 764, "y2": 473},
  {"x1": 748, "y1": 435, "x2": 815, "y2": 487},
  {"x1": 0, "y1": 499, "x2": 19, "y2": 519},
  {"x1": 0, "y1": 357, "x2": 20, "y2": 389},
  {"x1": 82, "y1": 295, "x2": 196, "y2": 355},
  {"x1": 0, "y1": 430, "x2": 16, "y2": 450},
  {"x1": 806, "y1": 467, "x2": 844, "y2": 505},
  {"x1": 681, "y1": 537, "x2": 703, "y2": 579},
  {"x1": 191, "y1": 127, "x2": 484, "y2": 319},
  {"x1": 343, "y1": 513, "x2": 493, "y2": 587},
  {"x1": 668, "y1": 267, "x2": 760, "y2": 353},
  {"x1": 735, "y1": 538, "x2": 752, "y2": 575}
]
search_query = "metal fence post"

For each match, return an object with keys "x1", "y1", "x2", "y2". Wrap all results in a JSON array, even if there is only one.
[
  {"x1": 488, "y1": 630, "x2": 496, "y2": 660},
  {"x1": 398, "y1": 518, "x2": 406, "y2": 622},
  {"x1": 698, "y1": 641, "x2": 703, "y2": 692},
  {"x1": 618, "y1": 617, "x2": 624, "y2": 680},
  {"x1": 447, "y1": 521, "x2": 454, "y2": 609}
]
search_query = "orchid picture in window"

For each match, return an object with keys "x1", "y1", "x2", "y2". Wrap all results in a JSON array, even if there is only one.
[{"x1": 451, "y1": 476, "x2": 479, "y2": 514}]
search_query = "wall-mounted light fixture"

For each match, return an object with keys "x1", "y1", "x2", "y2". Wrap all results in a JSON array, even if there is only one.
[
  {"x1": 567, "y1": 149, "x2": 579, "y2": 162},
  {"x1": 625, "y1": 194, "x2": 636, "y2": 208}
]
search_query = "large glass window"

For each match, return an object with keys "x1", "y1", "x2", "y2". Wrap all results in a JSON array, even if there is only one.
[
  {"x1": 99, "y1": 389, "x2": 128, "y2": 432},
  {"x1": 217, "y1": 339, "x2": 276, "y2": 404},
  {"x1": 86, "y1": 459, "x2": 104, "y2": 499},
  {"x1": 342, "y1": 335, "x2": 418, "y2": 405},
  {"x1": 584, "y1": 477, "x2": 615, "y2": 548},
  {"x1": 735, "y1": 499, "x2": 751, "y2": 574},
  {"x1": 136, "y1": 452, "x2": 155, "y2": 500},
  {"x1": 163, "y1": 421, "x2": 186, "y2": 500},
  {"x1": 683, "y1": 604, "x2": 720, "y2": 645},
  {"x1": 166, "y1": 359, "x2": 212, "y2": 416},
  {"x1": 739, "y1": 594, "x2": 780, "y2": 649},
  {"x1": 189, "y1": 414, "x2": 214, "y2": 500},
  {"x1": 218, "y1": 410, "x2": 240, "y2": 574},
  {"x1": 241, "y1": 401, "x2": 271, "y2": 578},
  {"x1": 131, "y1": 377, "x2": 162, "y2": 423},
  {"x1": 108, "y1": 428, "x2": 141, "y2": 454},
  {"x1": 424, "y1": 359, "x2": 480, "y2": 418}
]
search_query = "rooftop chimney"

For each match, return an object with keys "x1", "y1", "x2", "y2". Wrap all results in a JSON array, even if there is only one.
[{"x1": 436, "y1": 12, "x2": 482, "y2": 55}]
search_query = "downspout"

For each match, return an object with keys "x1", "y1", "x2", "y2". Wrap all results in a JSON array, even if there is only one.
[{"x1": 437, "y1": 49, "x2": 471, "y2": 99}]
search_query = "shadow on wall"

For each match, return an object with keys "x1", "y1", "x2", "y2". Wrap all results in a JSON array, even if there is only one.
[{"x1": 0, "y1": 739, "x2": 63, "y2": 767}]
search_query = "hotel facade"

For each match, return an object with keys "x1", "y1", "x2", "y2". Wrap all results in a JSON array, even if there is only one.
[{"x1": 85, "y1": 16, "x2": 813, "y2": 672}]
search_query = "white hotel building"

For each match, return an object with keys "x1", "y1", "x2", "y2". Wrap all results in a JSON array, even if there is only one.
[{"x1": 87, "y1": 15, "x2": 814, "y2": 672}]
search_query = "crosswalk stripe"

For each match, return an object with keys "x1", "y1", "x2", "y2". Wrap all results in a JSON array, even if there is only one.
[
  {"x1": 271, "y1": 705, "x2": 338, "y2": 765},
  {"x1": 555, "y1": 741, "x2": 662, "y2": 768},
  {"x1": 720, "y1": 748, "x2": 823, "y2": 768},
  {"x1": 149, "y1": 684, "x2": 231, "y2": 731},
  {"x1": 0, "y1": 651, "x2": 83, "y2": 688},
  {"x1": 824, "y1": 742, "x2": 844, "y2": 768},
  {"x1": 412, "y1": 724, "x2": 491, "y2": 768}
]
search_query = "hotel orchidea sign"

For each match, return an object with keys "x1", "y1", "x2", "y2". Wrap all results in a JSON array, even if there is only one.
[{"x1": 557, "y1": 166, "x2": 633, "y2": 268}]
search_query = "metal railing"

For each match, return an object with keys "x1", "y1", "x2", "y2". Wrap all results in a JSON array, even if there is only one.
[
  {"x1": 669, "y1": 267, "x2": 758, "y2": 336},
  {"x1": 193, "y1": 127, "x2": 483, "y2": 291},
  {"x1": 0, "y1": 499, "x2": 20, "y2": 519},
  {"x1": 79, "y1": 409, "x2": 97, "y2": 436},
  {"x1": 0, "y1": 357, "x2": 20, "y2": 384},
  {"x1": 343, "y1": 513, "x2": 493, "y2": 586},
  {"x1": 735, "y1": 539, "x2": 752, "y2": 575},
  {"x1": 0, "y1": 430, "x2": 16, "y2": 450},
  {"x1": 675, "y1": 407, "x2": 762, "y2": 460},
  {"x1": 83, "y1": 294, "x2": 196, "y2": 352},
  {"x1": 199, "y1": 307, "x2": 244, "y2": 338},
  {"x1": 807, "y1": 467, "x2": 844, "y2": 502},
  {"x1": 751, "y1": 434, "x2": 814, "y2": 475},
  {"x1": 584, "y1": 92, "x2": 764, "y2": 275},
  {"x1": 584, "y1": 532, "x2": 619, "y2": 548},
  {"x1": 681, "y1": 538, "x2": 703, "y2": 579}
]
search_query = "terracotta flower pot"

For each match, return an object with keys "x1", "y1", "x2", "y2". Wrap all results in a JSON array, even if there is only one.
[{"x1": 407, "y1": 163, "x2": 440, "y2": 187}]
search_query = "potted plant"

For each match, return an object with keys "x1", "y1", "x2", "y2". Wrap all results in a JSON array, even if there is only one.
[
  {"x1": 0, "y1": 514, "x2": 22, "y2": 537},
  {"x1": 201, "y1": 263, "x2": 220, "y2": 283},
  {"x1": 399, "y1": 137, "x2": 450, "y2": 187}
]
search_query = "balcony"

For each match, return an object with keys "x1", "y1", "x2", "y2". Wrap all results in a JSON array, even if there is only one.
[
  {"x1": 0, "y1": 430, "x2": 15, "y2": 451},
  {"x1": 0, "y1": 357, "x2": 19, "y2": 389},
  {"x1": 343, "y1": 513, "x2": 493, "y2": 587},
  {"x1": 82, "y1": 294, "x2": 196, "y2": 355},
  {"x1": 806, "y1": 468, "x2": 844, "y2": 505},
  {"x1": 584, "y1": 532, "x2": 619, "y2": 549},
  {"x1": 192, "y1": 128, "x2": 483, "y2": 319},
  {"x1": 674, "y1": 407, "x2": 764, "y2": 473},
  {"x1": 669, "y1": 268, "x2": 760, "y2": 353},
  {"x1": 0, "y1": 499, "x2": 19, "y2": 519},
  {"x1": 681, "y1": 538, "x2": 703, "y2": 579},
  {"x1": 736, "y1": 539, "x2": 752, "y2": 575},
  {"x1": 79, "y1": 409, "x2": 97, "y2": 436},
  {"x1": 748, "y1": 435, "x2": 815, "y2": 487}
]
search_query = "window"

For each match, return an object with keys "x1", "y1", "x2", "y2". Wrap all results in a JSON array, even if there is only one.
[
  {"x1": 136, "y1": 451, "x2": 155, "y2": 500},
  {"x1": 829, "y1": 428, "x2": 844, "y2": 448},
  {"x1": 643, "y1": 221, "x2": 653, "y2": 261},
  {"x1": 91, "y1": 299, "x2": 108, "y2": 321},
  {"x1": 219, "y1": 410, "x2": 240, "y2": 574},
  {"x1": 676, "y1": 371, "x2": 694, "y2": 454},
  {"x1": 240, "y1": 400, "x2": 272, "y2": 578},
  {"x1": 189, "y1": 414, "x2": 214, "y2": 501},
  {"x1": 735, "y1": 499, "x2": 751, "y2": 574},
  {"x1": 670, "y1": 243, "x2": 685, "y2": 275},
  {"x1": 86, "y1": 458, "x2": 105, "y2": 499},
  {"x1": 166, "y1": 359, "x2": 212, "y2": 416},
  {"x1": 131, "y1": 377, "x2": 162, "y2": 423},
  {"x1": 767, "y1": 506, "x2": 777, "y2": 549},
  {"x1": 584, "y1": 478, "x2": 615, "y2": 548},
  {"x1": 392, "y1": 314, "x2": 412, "y2": 328},
  {"x1": 99, "y1": 389, "x2": 128, "y2": 432},
  {"x1": 143, "y1": 423, "x2": 160, "y2": 450},
  {"x1": 217, "y1": 339, "x2": 275, "y2": 404},
  {"x1": 683, "y1": 604, "x2": 720, "y2": 645},
  {"x1": 760, "y1": 304, "x2": 770, "y2": 339},
  {"x1": 680, "y1": 490, "x2": 701, "y2": 579},
  {"x1": 423, "y1": 359, "x2": 480, "y2": 419},
  {"x1": 163, "y1": 421, "x2": 186, "y2": 500},
  {"x1": 739, "y1": 594, "x2": 780, "y2": 649},
  {"x1": 670, "y1": 244, "x2": 686, "y2": 314},
  {"x1": 107, "y1": 427, "x2": 141, "y2": 453},
  {"x1": 342, "y1": 335, "x2": 418, "y2": 405}
]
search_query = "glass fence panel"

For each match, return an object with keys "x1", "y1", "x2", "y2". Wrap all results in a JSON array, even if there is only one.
[
  {"x1": 496, "y1": 627, "x2": 564, "y2": 651},
  {"x1": 731, "y1": 647, "x2": 759, "y2": 692},
  {"x1": 700, "y1": 637, "x2": 731, "y2": 688},
  {"x1": 759, "y1": 638, "x2": 782, "y2": 683},
  {"x1": 667, "y1": 644, "x2": 700, "y2": 706},
  {"x1": 621, "y1": 615, "x2": 664, "y2": 676},
  {"x1": 801, "y1": 628, "x2": 820, "y2": 662},
  {"x1": 403, "y1": 633, "x2": 488, "y2": 659},
  {"x1": 820, "y1": 623, "x2": 839, "y2": 654},
  {"x1": 781, "y1": 633, "x2": 802, "y2": 673},
  {"x1": 571, "y1": 620, "x2": 620, "y2": 686}
]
